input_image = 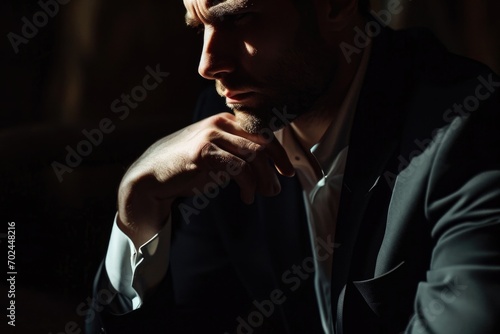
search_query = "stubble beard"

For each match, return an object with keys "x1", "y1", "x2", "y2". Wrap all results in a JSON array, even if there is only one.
[{"x1": 216, "y1": 28, "x2": 334, "y2": 134}]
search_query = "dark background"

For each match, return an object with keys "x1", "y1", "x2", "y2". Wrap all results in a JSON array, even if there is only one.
[{"x1": 1, "y1": 0, "x2": 499, "y2": 333}]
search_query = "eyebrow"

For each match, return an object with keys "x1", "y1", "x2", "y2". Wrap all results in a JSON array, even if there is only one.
[{"x1": 185, "y1": 0, "x2": 253, "y2": 27}]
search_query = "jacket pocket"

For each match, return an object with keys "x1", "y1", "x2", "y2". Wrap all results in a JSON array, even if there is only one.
[{"x1": 352, "y1": 261, "x2": 408, "y2": 317}]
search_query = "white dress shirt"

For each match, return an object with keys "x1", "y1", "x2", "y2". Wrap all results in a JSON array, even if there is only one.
[
  {"x1": 274, "y1": 44, "x2": 370, "y2": 333},
  {"x1": 105, "y1": 45, "x2": 371, "y2": 332}
]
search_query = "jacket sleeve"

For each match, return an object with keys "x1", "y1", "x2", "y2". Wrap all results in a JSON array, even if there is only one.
[
  {"x1": 85, "y1": 85, "x2": 230, "y2": 334},
  {"x1": 406, "y1": 86, "x2": 500, "y2": 333}
]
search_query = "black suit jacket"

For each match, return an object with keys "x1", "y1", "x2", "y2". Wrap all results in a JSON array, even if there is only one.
[{"x1": 88, "y1": 26, "x2": 500, "y2": 334}]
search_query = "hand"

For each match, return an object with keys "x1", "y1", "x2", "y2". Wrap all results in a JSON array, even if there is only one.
[{"x1": 117, "y1": 112, "x2": 295, "y2": 247}]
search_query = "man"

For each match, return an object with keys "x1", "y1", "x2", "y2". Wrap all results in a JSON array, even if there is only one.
[{"x1": 88, "y1": 0, "x2": 500, "y2": 333}]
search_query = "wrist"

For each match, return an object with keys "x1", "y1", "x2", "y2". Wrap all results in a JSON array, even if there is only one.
[{"x1": 117, "y1": 179, "x2": 174, "y2": 248}]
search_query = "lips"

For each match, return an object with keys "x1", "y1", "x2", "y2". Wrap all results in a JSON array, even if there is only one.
[{"x1": 224, "y1": 91, "x2": 256, "y2": 103}]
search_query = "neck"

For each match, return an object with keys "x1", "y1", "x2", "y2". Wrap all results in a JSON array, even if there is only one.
[{"x1": 291, "y1": 14, "x2": 367, "y2": 150}]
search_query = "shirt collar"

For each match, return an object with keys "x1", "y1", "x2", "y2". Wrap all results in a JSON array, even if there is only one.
[{"x1": 276, "y1": 41, "x2": 372, "y2": 181}]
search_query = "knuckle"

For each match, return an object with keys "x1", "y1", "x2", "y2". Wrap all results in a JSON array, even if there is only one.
[
  {"x1": 199, "y1": 142, "x2": 216, "y2": 157},
  {"x1": 248, "y1": 141, "x2": 263, "y2": 152},
  {"x1": 237, "y1": 140, "x2": 262, "y2": 157},
  {"x1": 196, "y1": 142, "x2": 232, "y2": 170},
  {"x1": 239, "y1": 161, "x2": 254, "y2": 177},
  {"x1": 208, "y1": 114, "x2": 230, "y2": 128},
  {"x1": 194, "y1": 142, "x2": 217, "y2": 165},
  {"x1": 200, "y1": 128, "x2": 221, "y2": 142}
]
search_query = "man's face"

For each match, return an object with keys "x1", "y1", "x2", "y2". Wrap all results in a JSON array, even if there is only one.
[{"x1": 184, "y1": 0, "x2": 336, "y2": 133}]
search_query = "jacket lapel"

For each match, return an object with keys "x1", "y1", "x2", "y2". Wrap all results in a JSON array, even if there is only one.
[{"x1": 330, "y1": 26, "x2": 412, "y2": 318}]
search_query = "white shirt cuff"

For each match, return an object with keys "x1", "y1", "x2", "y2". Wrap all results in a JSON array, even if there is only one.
[{"x1": 105, "y1": 213, "x2": 172, "y2": 310}]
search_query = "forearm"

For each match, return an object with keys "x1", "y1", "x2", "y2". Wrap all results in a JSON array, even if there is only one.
[{"x1": 117, "y1": 172, "x2": 174, "y2": 248}]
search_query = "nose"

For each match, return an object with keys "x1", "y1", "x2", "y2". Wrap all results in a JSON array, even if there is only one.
[{"x1": 198, "y1": 27, "x2": 236, "y2": 80}]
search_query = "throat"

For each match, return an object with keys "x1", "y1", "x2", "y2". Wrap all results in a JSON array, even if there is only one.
[{"x1": 290, "y1": 111, "x2": 335, "y2": 151}]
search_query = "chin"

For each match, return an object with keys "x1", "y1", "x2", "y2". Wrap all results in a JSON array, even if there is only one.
[{"x1": 233, "y1": 109, "x2": 269, "y2": 134}]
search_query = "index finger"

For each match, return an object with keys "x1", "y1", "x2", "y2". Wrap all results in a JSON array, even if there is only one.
[{"x1": 214, "y1": 113, "x2": 295, "y2": 177}]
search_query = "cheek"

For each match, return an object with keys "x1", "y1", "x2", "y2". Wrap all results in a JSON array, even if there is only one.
[
  {"x1": 239, "y1": 30, "x2": 300, "y2": 79},
  {"x1": 242, "y1": 10, "x2": 301, "y2": 60}
]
